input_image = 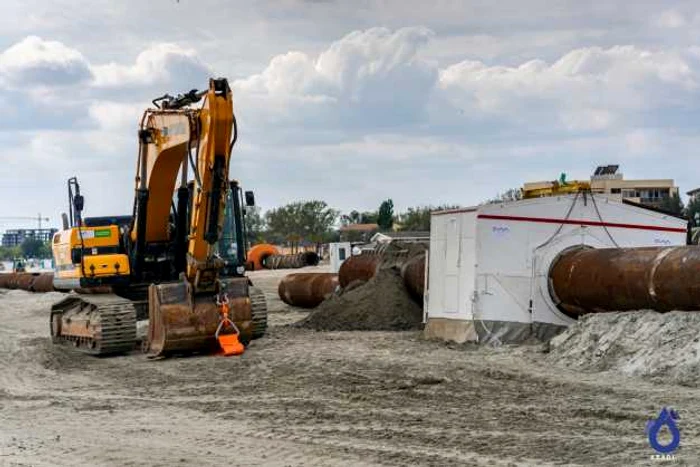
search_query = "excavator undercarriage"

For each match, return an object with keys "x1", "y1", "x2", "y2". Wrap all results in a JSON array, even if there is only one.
[
  {"x1": 49, "y1": 283, "x2": 267, "y2": 357},
  {"x1": 50, "y1": 295, "x2": 141, "y2": 355}
]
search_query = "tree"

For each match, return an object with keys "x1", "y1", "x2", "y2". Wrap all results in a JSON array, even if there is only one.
[
  {"x1": 0, "y1": 246, "x2": 21, "y2": 261},
  {"x1": 660, "y1": 192, "x2": 684, "y2": 217},
  {"x1": 377, "y1": 199, "x2": 394, "y2": 230},
  {"x1": 20, "y1": 238, "x2": 50, "y2": 259},
  {"x1": 483, "y1": 188, "x2": 523, "y2": 205},
  {"x1": 398, "y1": 207, "x2": 430, "y2": 232},
  {"x1": 244, "y1": 206, "x2": 266, "y2": 244},
  {"x1": 361, "y1": 211, "x2": 378, "y2": 224},
  {"x1": 265, "y1": 201, "x2": 339, "y2": 252},
  {"x1": 341, "y1": 210, "x2": 377, "y2": 225},
  {"x1": 397, "y1": 205, "x2": 462, "y2": 231},
  {"x1": 687, "y1": 196, "x2": 700, "y2": 225},
  {"x1": 341, "y1": 210, "x2": 361, "y2": 226}
]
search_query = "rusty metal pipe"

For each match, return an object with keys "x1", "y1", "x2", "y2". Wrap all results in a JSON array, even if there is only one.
[
  {"x1": 0, "y1": 273, "x2": 13, "y2": 289},
  {"x1": 30, "y1": 273, "x2": 55, "y2": 292},
  {"x1": 278, "y1": 273, "x2": 338, "y2": 308},
  {"x1": 549, "y1": 246, "x2": 700, "y2": 317},
  {"x1": 0, "y1": 273, "x2": 56, "y2": 293},
  {"x1": 338, "y1": 254, "x2": 381, "y2": 288},
  {"x1": 263, "y1": 252, "x2": 320, "y2": 270},
  {"x1": 14, "y1": 273, "x2": 36, "y2": 291},
  {"x1": 401, "y1": 253, "x2": 426, "y2": 303},
  {"x1": 247, "y1": 244, "x2": 320, "y2": 270}
]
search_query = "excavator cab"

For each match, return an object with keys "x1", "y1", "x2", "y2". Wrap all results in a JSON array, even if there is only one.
[{"x1": 219, "y1": 180, "x2": 255, "y2": 277}]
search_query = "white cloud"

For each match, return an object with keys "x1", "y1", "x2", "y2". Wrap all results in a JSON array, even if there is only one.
[
  {"x1": 234, "y1": 27, "x2": 437, "y2": 128},
  {"x1": 88, "y1": 101, "x2": 143, "y2": 131},
  {"x1": 623, "y1": 129, "x2": 662, "y2": 155},
  {"x1": 313, "y1": 26, "x2": 434, "y2": 96},
  {"x1": 0, "y1": 36, "x2": 92, "y2": 87},
  {"x1": 4, "y1": 6, "x2": 700, "y2": 220},
  {"x1": 560, "y1": 108, "x2": 615, "y2": 131},
  {"x1": 236, "y1": 51, "x2": 332, "y2": 99},
  {"x1": 91, "y1": 43, "x2": 210, "y2": 89},
  {"x1": 439, "y1": 45, "x2": 697, "y2": 130},
  {"x1": 655, "y1": 10, "x2": 687, "y2": 29}
]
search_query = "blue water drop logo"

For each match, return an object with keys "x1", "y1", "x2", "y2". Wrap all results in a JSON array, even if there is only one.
[{"x1": 646, "y1": 407, "x2": 680, "y2": 454}]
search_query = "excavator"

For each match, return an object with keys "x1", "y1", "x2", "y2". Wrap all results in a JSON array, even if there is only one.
[{"x1": 49, "y1": 77, "x2": 267, "y2": 357}]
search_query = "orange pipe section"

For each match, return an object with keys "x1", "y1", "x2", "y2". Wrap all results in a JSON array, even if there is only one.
[{"x1": 247, "y1": 244, "x2": 280, "y2": 271}]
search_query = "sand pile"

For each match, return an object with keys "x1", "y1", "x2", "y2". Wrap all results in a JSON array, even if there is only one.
[
  {"x1": 299, "y1": 268, "x2": 423, "y2": 331},
  {"x1": 547, "y1": 311, "x2": 700, "y2": 385}
]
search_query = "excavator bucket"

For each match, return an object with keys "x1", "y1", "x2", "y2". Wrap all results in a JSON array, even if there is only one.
[{"x1": 145, "y1": 277, "x2": 254, "y2": 358}]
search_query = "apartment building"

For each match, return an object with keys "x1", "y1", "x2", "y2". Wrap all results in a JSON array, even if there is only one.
[
  {"x1": 1, "y1": 228, "x2": 58, "y2": 247},
  {"x1": 523, "y1": 165, "x2": 678, "y2": 209}
]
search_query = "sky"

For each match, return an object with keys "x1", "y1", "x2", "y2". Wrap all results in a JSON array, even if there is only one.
[{"x1": 2, "y1": 0, "x2": 700, "y2": 230}]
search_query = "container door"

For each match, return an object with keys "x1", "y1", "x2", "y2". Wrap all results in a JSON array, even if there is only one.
[{"x1": 443, "y1": 216, "x2": 461, "y2": 313}]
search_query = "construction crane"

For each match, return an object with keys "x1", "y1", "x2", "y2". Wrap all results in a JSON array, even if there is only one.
[{"x1": 0, "y1": 215, "x2": 50, "y2": 230}]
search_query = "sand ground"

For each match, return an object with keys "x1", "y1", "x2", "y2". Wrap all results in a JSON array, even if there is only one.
[{"x1": 1, "y1": 266, "x2": 699, "y2": 466}]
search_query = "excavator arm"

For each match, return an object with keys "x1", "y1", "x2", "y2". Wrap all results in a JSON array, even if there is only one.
[
  {"x1": 139, "y1": 78, "x2": 258, "y2": 357},
  {"x1": 185, "y1": 78, "x2": 234, "y2": 291},
  {"x1": 130, "y1": 78, "x2": 234, "y2": 291}
]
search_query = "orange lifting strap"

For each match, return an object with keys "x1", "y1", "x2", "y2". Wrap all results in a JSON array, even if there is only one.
[{"x1": 215, "y1": 294, "x2": 245, "y2": 356}]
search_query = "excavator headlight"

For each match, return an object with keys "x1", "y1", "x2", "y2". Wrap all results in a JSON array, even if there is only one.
[{"x1": 236, "y1": 266, "x2": 245, "y2": 275}]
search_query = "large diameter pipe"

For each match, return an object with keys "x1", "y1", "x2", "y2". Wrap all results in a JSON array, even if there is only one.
[
  {"x1": 247, "y1": 243, "x2": 320, "y2": 270},
  {"x1": 0, "y1": 273, "x2": 13, "y2": 289},
  {"x1": 401, "y1": 253, "x2": 426, "y2": 302},
  {"x1": 13, "y1": 273, "x2": 35, "y2": 290},
  {"x1": 549, "y1": 246, "x2": 700, "y2": 317},
  {"x1": 31, "y1": 273, "x2": 55, "y2": 292},
  {"x1": 278, "y1": 273, "x2": 339, "y2": 308},
  {"x1": 0, "y1": 273, "x2": 56, "y2": 292},
  {"x1": 338, "y1": 254, "x2": 381, "y2": 288},
  {"x1": 263, "y1": 251, "x2": 320, "y2": 270}
]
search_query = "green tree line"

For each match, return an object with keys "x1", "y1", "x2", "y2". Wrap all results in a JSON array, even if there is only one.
[
  {"x1": 0, "y1": 238, "x2": 51, "y2": 260},
  {"x1": 246, "y1": 198, "x2": 465, "y2": 248}
]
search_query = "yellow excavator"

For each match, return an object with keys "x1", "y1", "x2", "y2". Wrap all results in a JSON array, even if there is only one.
[{"x1": 50, "y1": 77, "x2": 267, "y2": 357}]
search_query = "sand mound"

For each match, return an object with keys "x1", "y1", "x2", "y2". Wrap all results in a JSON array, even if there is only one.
[
  {"x1": 299, "y1": 268, "x2": 423, "y2": 331},
  {"x1": 548, "y1": 311, "x2": 700, "y2": 385}
]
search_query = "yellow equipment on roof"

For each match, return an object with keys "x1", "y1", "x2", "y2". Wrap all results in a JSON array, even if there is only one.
[{"x1": 522, "y1": 173, "x2": 591, "y2": 199}]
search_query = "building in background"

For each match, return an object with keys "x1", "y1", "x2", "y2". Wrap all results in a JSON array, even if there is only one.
[
  {"x1": 523, "y1": 165, "x2": 678, "y2": 209},
  {"x1": 687, "y1": 187, "x2": 700, "y2": 204},
  {"x1": 1, "y1": 228, "x2": 58, "y2": 247}
]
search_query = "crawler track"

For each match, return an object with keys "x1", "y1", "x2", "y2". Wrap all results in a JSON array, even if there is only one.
[
  {"x1": 50, "y1": 294, "x2": 141, "y2": 355},
  {"x1": 250, "y1": 286, "x2": 268, "y2": 339}
]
